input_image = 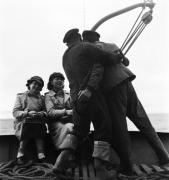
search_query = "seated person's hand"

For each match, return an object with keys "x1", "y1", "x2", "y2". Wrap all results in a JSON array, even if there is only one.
[
  {"x1": 78, "y1": 88, "x2": 92, "y2": 102},
  {"x1": 28, "y1": 111, "x2": 38, "y2": 118},
  {"x1": 37, "y1": 111, "x2": 46, "y2": 118},
  {"x1": 65, "y1": 109, "x2": 73, "y2": 116}
]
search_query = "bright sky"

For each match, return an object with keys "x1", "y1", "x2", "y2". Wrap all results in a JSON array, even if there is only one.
[{"x1": 0, "y1": 0, "x2": 169, "y2": 118}]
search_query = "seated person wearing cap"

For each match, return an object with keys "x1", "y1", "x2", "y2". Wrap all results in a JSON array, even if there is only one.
[
  {"x1": 13, "y1": 76, "x2": 47, "y2": 164},
  {"x1": 45, "y1": 72, "x2": 75, "y2": 172}
]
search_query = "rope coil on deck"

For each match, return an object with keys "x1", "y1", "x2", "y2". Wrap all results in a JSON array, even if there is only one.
[
  {"x1": 0, "y1": 160, "x2": 59, "y2": 180},
  {"x1": 0, "y1": 160, "x2": 169, "y2": 180}
]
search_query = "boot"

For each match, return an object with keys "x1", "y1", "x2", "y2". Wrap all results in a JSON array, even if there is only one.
[
  {"x1": 53, "y1": 134, "x2": 77, "y2": 173},
  {"x1": 53, "y1": 149, "x2": 75, "y2": 173},
  {"x1": 16, "y1": 156, "x2": 27, "y2": 165},
  {"x1": 94, "y1": 158, "x2": 117, "y2": 180},
  {"x1": 93, "y1": 141, "x2": 118, "y2": 180}
]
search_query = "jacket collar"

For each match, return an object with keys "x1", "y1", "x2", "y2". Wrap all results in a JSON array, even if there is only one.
[
  {"x1": 48, "y1": 90, "x2": 70, "y2": 103},
  {"x1": 27, "y1": 91, "x2": 41, "y2": 98},
  {"x1": 48, "y1": 90, "x2": 56, "y2": 97}
]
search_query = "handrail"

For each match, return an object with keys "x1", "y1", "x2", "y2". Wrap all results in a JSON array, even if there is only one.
[{"x1": 91, "y1": 2, "x2": 155, "y2": 31}]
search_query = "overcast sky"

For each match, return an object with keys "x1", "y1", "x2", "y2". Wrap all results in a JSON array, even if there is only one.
[{"x1": 0, "y1": 0, "x2": 169, "y2": 118}]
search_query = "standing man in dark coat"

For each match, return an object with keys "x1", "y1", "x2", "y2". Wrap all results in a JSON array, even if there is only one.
[
  {"x1": 82, "y1": 30, "x2": 169, "y2": 174},
  {"x1": 60, "y1": 28, "x2": 128, "y2": 180}
]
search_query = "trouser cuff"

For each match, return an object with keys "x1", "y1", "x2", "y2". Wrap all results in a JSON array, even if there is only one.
[{"x1": 93, "y1": 141, "x2": 119, "y2": 164}]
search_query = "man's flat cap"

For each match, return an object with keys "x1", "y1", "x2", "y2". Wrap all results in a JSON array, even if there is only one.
[
  {"x1": 82, "y1": 30, "x2": 100, "y2": 42},
  {"x1": 63, "y1": 28, "x2": 79, "y2": 43}
]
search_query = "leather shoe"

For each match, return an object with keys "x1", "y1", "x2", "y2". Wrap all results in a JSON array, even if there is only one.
[
  {"x1": 53, "y1": 149, "x2": 75, "y2": 173},
  {"x1": 16, "y1": 156, "x2": 27, "y2": 165}
]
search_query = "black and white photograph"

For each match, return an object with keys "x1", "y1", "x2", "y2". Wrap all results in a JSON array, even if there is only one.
[{"x1": 0, "y1": 0, "x2": 169, "y2": 179}]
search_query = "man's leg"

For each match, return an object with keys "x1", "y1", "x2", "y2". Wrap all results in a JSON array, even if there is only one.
[
  {"x1": 75, "y1": 91, "x2": 118, "y2": 180},
  {"x1": 93, "y1": 141, "x2": 118, "y2": 180},
  {"x1": 127, "y1": 82, "x2": 169, "y2": 164},
  {"x1": 104, "y1": 82, "x2": 133, "y2": 175},
  {"x1": 73, "y1": 90, "x2": 113, "y2": 144}
]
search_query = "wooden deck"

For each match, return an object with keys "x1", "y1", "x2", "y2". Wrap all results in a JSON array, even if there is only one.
[{"x1": 74, "y1": 162, "x2": 169, "y2": 180}]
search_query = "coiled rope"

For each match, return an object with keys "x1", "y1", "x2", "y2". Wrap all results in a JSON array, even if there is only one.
[
  {"x1": 0, "y1": 160, "x2": 74, "y2": 180},
  {"x1": 0, "y1": 160, "x2": 169, "y2": 180}
]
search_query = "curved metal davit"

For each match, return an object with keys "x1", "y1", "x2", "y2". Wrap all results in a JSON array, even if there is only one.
[{"x1": 91, "y1": 2, "x2": 155, "y2": 31}]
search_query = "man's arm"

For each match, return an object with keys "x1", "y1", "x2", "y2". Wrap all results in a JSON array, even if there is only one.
[
  {"x1": 78, "y1": 62, "x2": 104, "y2": 100},
  {"x1": 82, "y1": 42, "x2": 122, "y2": 66},
  {"x1": 98, "y1": 42, "x2": 130, "y2": 66},
  {"x1": 86, "y1": 62, "x2": 104, "y2": 92}
]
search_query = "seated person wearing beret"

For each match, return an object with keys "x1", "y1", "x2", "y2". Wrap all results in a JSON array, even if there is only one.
[
  {"x1": 45, "y1": 72, "x2": 75, "y2": 173},
  {"x1": 13, "y1": 76, "x2": 47, "y2": 164}
]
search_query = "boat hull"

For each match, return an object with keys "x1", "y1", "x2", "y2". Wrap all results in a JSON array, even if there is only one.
[{"x1": 0, "y1": 132, "x2": 169, "y2": 164}]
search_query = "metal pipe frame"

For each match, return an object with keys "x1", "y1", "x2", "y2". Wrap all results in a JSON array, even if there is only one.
[{"x1": 91, "y1": 2, "x2": 155, "y2": 31}]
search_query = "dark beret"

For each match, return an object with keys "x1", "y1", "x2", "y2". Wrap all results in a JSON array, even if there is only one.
[
  {"x1": 63, "y1": 28, "x2": 79, "y2": 43},
  {"x1": 82, "y1": 30, "x2": 100, "y2": 42},
  {"x1": 26, "y1": 76, "x2": 44, "y2": 88},
  {"x1": 49, "y1": 72, "x2": 65, "y2": 82}
]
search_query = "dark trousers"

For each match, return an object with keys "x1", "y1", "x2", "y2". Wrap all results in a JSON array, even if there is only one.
[
  {"x1": 104, "y1": 81, "x2": 133, "y2": 173},
  {"x1": 104, "y1": 80, "x2": 169, "y2": 172},
  {"x1": 73, "y1": 90, "x2": 112, "y2": 144},
  {"x1": 18, "y1": 139, "x2": 45, "y2": 156},
  {"x1": 127, "y1": 82, "x2": 169, "y2": 164}
]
